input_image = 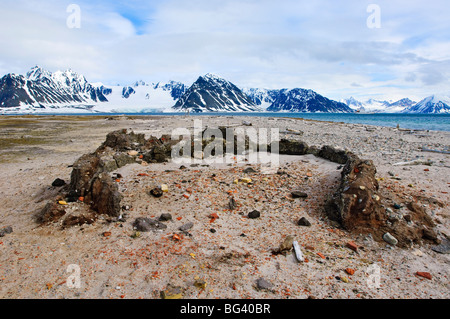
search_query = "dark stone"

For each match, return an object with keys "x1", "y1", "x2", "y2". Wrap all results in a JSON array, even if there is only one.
[
  {"x1": 159, "y1": 213, "x2": 172, "y2": 221},
  {"x1": 278, "y1": 139, "x2": 309, "y2": 155},
  {"x1": 133, "y1": 217, "x2": 167, "y2": 232},
  {"x1": 317, "y1": 145, "x2": 354, "y2": 164},
  {"x1": 248, "y1": 210, "x2": 260, "y2": 219},
  {"x1": 291, "y1": 191, "x2": 308, "y2": 199},
  {"x1": 431, "y1": 238, "x2": 450, "y2": 254},
  {"x1": 52, "y1": 178, "x2": 66, "y2": 187},
  {"x1": 150, "y1": 187, "x2": 163, "y2": 198},
  {"x1": 229, "y1": 197, "x2": 237, "y2": 210},
  {"x1": 0, "y1": 226, "x2": 13, "y2": 237},
  {"x1": 179, "y1": 222, "x2": 194, "y2": 232},
  {"x1": 243, "y1": 167, "x2": 257, "y2": 174},
  {"x1": 210, "y1": 228, "x2": 216, "y2": 233},
  {"x1": 393, "y1": 203, "x2": 401, "y2": 209},
  {"x1": 422, "y1": 228, "x2": 438, "y2": 242},
  {"x1": 297, "y1": 217, "x2": 311, "y2": 227}
]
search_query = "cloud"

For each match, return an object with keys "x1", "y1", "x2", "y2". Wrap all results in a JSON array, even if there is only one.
[{"x1": 0, "y1": 0, "x2": 450, "y2": 101}]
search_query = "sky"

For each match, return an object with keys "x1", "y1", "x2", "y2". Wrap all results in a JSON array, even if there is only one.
[{"x1": 0, "y1": 0, "x2": 450, "y2": 102}]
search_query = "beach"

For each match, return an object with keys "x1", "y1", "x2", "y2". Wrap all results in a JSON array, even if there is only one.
[{"x1": 0, "y1": 115, "x2": 449, "y2": 299}]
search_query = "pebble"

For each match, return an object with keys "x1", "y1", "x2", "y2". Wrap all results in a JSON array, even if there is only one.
[
  {"x1": 248, "y1": 210, "x2": 260, "y2": 219},
  {"x1": 150, "y1": 187, "x2": 163, "y2": 198},
  {"x1": 297, "y1": 217, "x2": 311, "y2": 227},
  {"x1": 382, "y1": 232, "x2": 398, "y2": 246},
  {"x1": 256, "y1": 277, "x2": 273, "y2": 291},
  {"x1": 415, "y1": 272, "x2": 432, "y2": 280},
  {"x1": 51, "y1": 178, "x2": 66, "y2": 187},
  {"x1": 159, "y1": 213, "x2": 172, "y2": 221},
  {"x1": 0, "y1": 226, "x2": 13, "y2": 237},
  {"x1": 179, "y1": 222, "x2": 194, "y2": 232},
  {"x1": 279, "y1": 235, "x2": 294, "y2": 252},
  {"x1": 291, "y1": 191, "x2": 308, "y2": 199}
]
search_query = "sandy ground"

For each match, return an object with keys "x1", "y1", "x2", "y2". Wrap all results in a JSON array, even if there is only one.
[{"x1": 0, "y1": 115, "x2": 449, "y2": 299}]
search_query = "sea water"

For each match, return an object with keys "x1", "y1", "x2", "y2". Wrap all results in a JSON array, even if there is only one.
[{"x1": 3, "y1": 112, "x2": 450, "y2": 132}]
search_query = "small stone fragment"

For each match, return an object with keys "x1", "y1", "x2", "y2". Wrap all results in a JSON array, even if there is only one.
[
  {"x1": 297, "y1": 217, "x2": 311, "y2": 227},
  {"x1": 346, "y1": 241, "x2": 358, "y2": 252},
  {"x1": 52, "y1": 178, "x2": 66, "y2": 187},
  {"x1": 150, "y1": 187, "x2": 163, "y2": 198},
  {"x1": 415, "y1": 272, "x2": 432, "y2": 280},
  {"x1": 248, "y1": 210, "x2": 260, "y2": 219},
  {"x1": 279, "y1": 235, "x2": 294, "y2": 252},
  {"x1": 291, "y1": 191, "x2": 308, "y2": 199},
  {"x1": 345, "y1": 268, "x2": 355, "y2": 275},
  {"x1": 159, "y1": 213, "x2": 172, "y2": 221},
  {"x1": 256, "y1": 278, "x2": 273, "y2": 291},
  {"x1": 179, "y1": 222, "x2": 194, "y2": 232},
  {"x1": 382, "y1": 232, "x2": 398, "y2": 246}
]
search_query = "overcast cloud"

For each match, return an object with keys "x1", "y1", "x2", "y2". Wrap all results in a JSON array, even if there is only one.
[{"x1": 0, "y1": 0, "x2": 449, "y2": 101}]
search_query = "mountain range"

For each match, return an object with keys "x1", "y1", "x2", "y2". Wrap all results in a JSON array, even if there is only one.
[{"x1": 0, "y1": 66, "x2": 448, "y2": 114}]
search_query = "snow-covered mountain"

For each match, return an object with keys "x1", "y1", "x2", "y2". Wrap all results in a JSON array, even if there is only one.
[
  {"x1": 92, "y1": 80, "x2": 187, "y2": 113},
  {"x1": 403, "y1": 95, "x2": 450, "y2": 114},
  {"x1": 341, "y1": 97, "x2": 416, "y2": 113},
  {"x1": 244, "y1": 87, "x2": 353, "y2": 113},
  {"x1": 264, "y1": 88, "x2": 352, "y2": 113},
  {"x1": 172, "y1": 73, "x2": 261, "y2": 112},
  {"x1": 0, "y1": 66, "x2": 107, "y2": 110},
  {"x1": 0, "y1": 66, "x2": 186, "y2": 113}
]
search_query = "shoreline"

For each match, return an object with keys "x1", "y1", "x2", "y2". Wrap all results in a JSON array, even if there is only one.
[{"x1": 1, "y1": 112, "x2": 449, "y2": 133}]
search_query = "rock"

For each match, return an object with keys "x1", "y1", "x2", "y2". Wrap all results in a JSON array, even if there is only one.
[
  {"x1": 113, "y1": 153, "x2": 136, "y2": 168},
  {"x1": 150, "y1": 187, "x2": 163, "y2": 198},
  {"x1": 393, "y1": 203, "x2": 402, "y2": 209},
  {"x1": 256, "y1": 278, "x2": 273, "y2": 291},
  {"x1": 431, "y1": 238, "x2": 450, "y2": 254},
  {"x1": 297, "y1": 217, "x2": 311, "y2": 227},
  {"x1": 278, "y1": 139, "x2": 309, "y2": 155},
  {"x1": 279, "y1": 235, "x2": 294, "y2": 252},
  {"x1": 415, "y1": 272, "x2": 432, "y2": 280},
  {"x1": 179, "y1": 222, "x2": 194, "y2": 232},
  {"x1": 0, "y1": 226, "x2": 13, "y2": 237},
  {"x1": 160, "y1": 184, "x2": 169, "y2": 193},
  {"x1": 62, "y1": 213, "x2": 96, "y2": 228},
  {"x1": 35, "y1": 201, "x2": 67, "y2": 224},
  {"x1": 243, "y1": 167, "x2": 256, "y2": 174},
  {"x1": 51, "y1": 178, "x2": 66, "y2": 187},
  {"x1": 291, "y1": 191, "x2": 308, "y2": 199},
  {"x1": 345, "y1": 268, "x2": 355, "y2": 275},
  {"x1": 229, "y1": 197, "x2": 237, "y2": 210},
  {"x1": 133, "y1": 217, "x2": 167, "y2": 232},
  {"x1": 101, "y1": 129, "x2": 146, "y2": 152},
  {"x1": 160, "y1": 285, "x2": 183, "y2": 299},
  {"x1": 248, "y1": 210, "x2": 260, "y2": 219},
  {"x1": 422, "y1": 228, "x2": 438, "y2": 242},
  {"x1": 194, "y1": 280, "x2": 207, "y2": 289},
  {"x1": 382, "y1": 232, "x2": 398, "y2": 246},
  {"x1": 346, "y1": 241, "x2": 358, "y2": 252},
  {"x1": 159, "y1": 213, "x2": 172, "y2": 221},
  {"x1": 90, "y1": 174, "x2": 123, "y2": 217},
  {"x1": 317, "y1": 145, "x2": 353, "y2": 164},
  {"x1": 325, "y1": 157, "x2": 387, "y2": 235}
]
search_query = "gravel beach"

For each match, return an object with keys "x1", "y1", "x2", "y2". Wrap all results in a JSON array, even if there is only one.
[{"x1": 0, "y1": 115, "x2": 448, "y2": 299}]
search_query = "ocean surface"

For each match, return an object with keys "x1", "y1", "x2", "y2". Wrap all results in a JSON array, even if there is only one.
[{"x1": 4, "y1": 112, "x2": 450, "y2": 132}]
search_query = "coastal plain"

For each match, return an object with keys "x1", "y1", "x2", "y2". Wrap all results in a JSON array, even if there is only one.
[{"x1": 0, "y1": 115, "x2": 448, "y2": 299}]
